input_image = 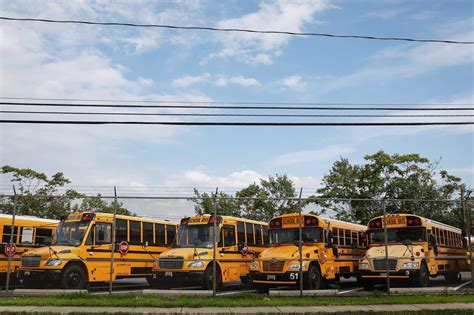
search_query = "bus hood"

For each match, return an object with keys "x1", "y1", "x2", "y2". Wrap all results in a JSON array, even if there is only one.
[
  {"x1": 160, "y1": 248, "x2": 211, "y2": 260},
  {"x1": 366, "y1": 244, "x2": 425, "y2": 259},
  {"x1": 260, "y1": 245, "x2": 308, "y2": 260},
  {"x1": 22, "y1": 246, "x2": 76, "y2": 259}
]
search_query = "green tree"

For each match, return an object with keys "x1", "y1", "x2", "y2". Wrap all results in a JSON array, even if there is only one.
[
  {"x1": 189, "y1": 189, "x2": 241, "y2": 217},
  {"x1": 315, "y1": 151, "x2": 466, "y2": 227},
  {"x1": 190, "y1": 175, "x2": 302, "y2": 222},
  {"x1": 0, "y1": 165, "x2": 81, "y2": 219},
  {"x1": 78, "y1": 194, "x2": 135, "y2": 216}
]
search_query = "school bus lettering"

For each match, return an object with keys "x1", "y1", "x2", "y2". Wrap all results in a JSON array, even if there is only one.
[
  {"x1": 386, "y1": 217, "x2": 406, "y2": 226},
  {"x1": 282, "y1": 217, "x2": 302, "y2": 226},
  {"x1": 188, "y1": 217, "x2": 210, "y2": 224}
]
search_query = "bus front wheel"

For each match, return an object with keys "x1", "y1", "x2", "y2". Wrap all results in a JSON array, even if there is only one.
[
  {"x1": 61, "y1": 264, "x2": 87, "y2": 290},
  {"x1": 203, "y1": 265, "x2": 222, "y2": 291},
  {"x1": 305, "y1": 265, "x2": 325, "y2": 290},
  {"x1": 414, "y1": 263, "x2": 429, "y2": 287}
]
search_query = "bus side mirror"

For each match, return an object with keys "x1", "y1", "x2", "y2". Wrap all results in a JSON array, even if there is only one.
[
  {"x1": 43, "y1": 237, "x2": 52, "y2": 246},
  {"x1": 402, "y1": 239, "x2": 413, "y2": 246},
  {"x1": 429, "y1": 234, "x2": 436, "y2": 246}
]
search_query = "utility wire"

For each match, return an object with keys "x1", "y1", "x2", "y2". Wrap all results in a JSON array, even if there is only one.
[
  {"x1": 1, "y1": 120, "x2": 472, "y2": 126},
  {"x1": 1, "y1": 102, "x2": 471, "y2": 111},
  {"x1": 1, "y1": 110, "x2": 473, "y2": 118},
  {"x1": 1, "y1": 96, "x2": 473, "y2": 107},
  {"x1": 0, "y1": 16, "x2": 472, "y2": 44}
]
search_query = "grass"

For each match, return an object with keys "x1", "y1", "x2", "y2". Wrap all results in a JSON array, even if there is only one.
[
  {"x1": 0, "y1": 311, "x2": 473, "y2": 315},
  {"x1": 0, "y1": 293, "x2": 472, "y2": 308}
]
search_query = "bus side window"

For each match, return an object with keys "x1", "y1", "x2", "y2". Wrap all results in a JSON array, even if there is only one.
[
  {"x1": 338, "y1": 229, "x2": 345, "y2": 246},
  {"x1": 115, "y1": 219, "x2": 128, "y2": 242},
  {"x1": 129, "y1": 221, "x2": 141, "y2": 245},
  {"x1": 20, "y1": 227, "x2": 34, "y2": 244},
  {"x1": 345, "y1": 229, "x2": 352, "y2": 247},
  {"x1": 155, "y1": 224, "x2": 165, "y2": 246},
  {"x1": 255, "y1": 224, "x2": 262, "y2": 245},
  {"x1": 246, "y1": 223, "x2": 255, "y2": 245},
  {"x1": 332, "y1": 228, "x2": 338, "y2": 245},
  {"x1": 351, "y1": 231, "x2": 358, "y2": 247},
  {"x1": 166, "y1": 225, "x2": 176, "y2": 246},
  {"x1": 262, "y1": 226, "x2": 269, "y2": 245},
  {"x1": 34, "y1": 228, "x2": 53, "y2": 245},
  {"x1": 237, "y1": 222, "x2": 245, "y2": 244},
  {"x1": 2, "y1": 225, "x2": 19, "y2": 243},
  {"x1": 143, "y1": 222, "x2": 153, "y2": 246},
  {"x1": 222, "y1": 225, "x2": 236, "y2": 247},
  {"x1": 85, "y1": 226, "x2": 94, "y2": 245},
  {"x1": 95, "y1": 222, "x2": 112, "y2": 244}
]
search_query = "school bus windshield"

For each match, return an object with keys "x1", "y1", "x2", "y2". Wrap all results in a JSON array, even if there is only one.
[
  {"x1": 368, "y1": 227, "x2": 426, "y2": 244},
  {"x1": 176, "y1": 224, "x2": 219, "y2": 248},
  {"x1": 269, "y1": 227, "x2": 323, "y2": 245},
  {"x1": 54, "y1": 220, "x2": 91, "y2": 246}
]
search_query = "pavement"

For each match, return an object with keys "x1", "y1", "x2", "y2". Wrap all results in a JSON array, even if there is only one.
[{"x1": 0, "y1": 303, "x2": 473, "y2": 313}]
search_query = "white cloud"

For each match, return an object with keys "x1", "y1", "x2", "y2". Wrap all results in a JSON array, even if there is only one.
[
  {"x1": 321, "y1": 19, "x2": 474, "y2": 94},
  {"x1": 172, "y1": 73, "x2": 211, "y2": 87},
  {"x1": 138, "y1": 77, "x2": 154, "y2": 87},
  {"x1": 272, "y1": 145, "x2": 353, "y2": 166},
  {"x1": 278, "y1": 75, "x2": 306, "y2": 90},
  {"x1": 208, "y1": 0, "x2": 333, "y2": 64},
  {"x1": 173, "y1": 73, "x2": 261, "y2": 87},
  {"x1": 214, "y1": 75, "x2": 261, "y2": 87}
]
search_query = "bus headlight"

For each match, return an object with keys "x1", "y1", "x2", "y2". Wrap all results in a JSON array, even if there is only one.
[
  {"x1": 402, "y1": 262, "x2": 419, "y2": 269},
  {"x1": 45, "y1": 259, "x2": 63, "y2": 266},
  {"x1": 250, "y1": 263, "x2": 259, "y2": 270},
  {"x1": 289, "y1": 264, "x2": 306, "y2": 271},
  {"x1": 359, "y1": 263, "x2": 369, "y2": 270},
  {"x1": 188, "y1": 261, "x2": 205, "y2": 268}
]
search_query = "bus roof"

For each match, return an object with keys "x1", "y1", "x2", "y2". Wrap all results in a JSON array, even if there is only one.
[
  {"x1": 65, "y1": 212, "x2": 178, "y2": 226},
  {"x1": 0, "y1": 213, "x2": 59, "y2": 223},
  {"x1": 271, "y1": 213, "x2": 366, "y2": 230},
  {"x1": 369, "y1": 213, "x2": 462, "y2": 233},
  {"x1": 183, "y1": 214, "x2": 267, "y2": 225}
]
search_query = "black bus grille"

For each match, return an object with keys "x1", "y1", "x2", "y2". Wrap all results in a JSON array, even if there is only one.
[
  {"x1": 21, "y1": 256, "x2": 41, "y2": 268},
  {"x1": 159, "y1": 257, "x2": 184, "y2": 269},
  {"x1": 263, "y1": 260, "x2": 285, "y2": 272},
  {"x1": 373, "y1": 259, "x2": 397, "y2": 271}
]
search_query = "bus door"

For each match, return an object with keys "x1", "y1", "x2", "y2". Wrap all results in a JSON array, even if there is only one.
[
  {"x1": 218, "y1": 224, "x2": 240, "y2": 282},
  {"x1": 85, "y1": 221, "x2": 113, "y2": 281}
]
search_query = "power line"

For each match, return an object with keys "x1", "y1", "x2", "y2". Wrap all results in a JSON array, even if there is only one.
[
  {"x1": 1, "y1": 102, "x2": 471, "y2": 111},
  {"x1": 1, "y1": 110, "x2": 473, "y2": 118},
  {"x1": 1, "y1": 96, "x2": 473, "y2": 107},
  {"x1": 1, "y1": 16, "x2": 472, "y2": 45},
  {"x1": 1, "y1": 120, "x2": 472, "y2": 126}
]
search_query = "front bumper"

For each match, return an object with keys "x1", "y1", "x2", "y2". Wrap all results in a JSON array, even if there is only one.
[
  {"x1": 360, "y1": 269, "x2": 419, "y2": 282},
  {"x1": 153, "y1": 270, "x2": 205, "y2": 284},
  {"x1": 248, "y1": 271, "x2": 303, "y2": 286},
  {"x1": 18, "y1": 269, "x2": 63, "y2": 282}
]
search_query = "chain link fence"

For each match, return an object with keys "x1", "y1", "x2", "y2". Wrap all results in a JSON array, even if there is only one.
[{"x1": 0, "y1": 187, "x2": 473, "y2": 295}]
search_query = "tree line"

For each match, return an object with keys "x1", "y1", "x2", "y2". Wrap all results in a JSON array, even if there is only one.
[{"x1": 0, "y1": 150, "x2": 471, "y2": 228}]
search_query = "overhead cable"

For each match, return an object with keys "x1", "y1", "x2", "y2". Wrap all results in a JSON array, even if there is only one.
[
  {"x1": 1, "y1": 96, "x2": 473, "y2": 107},
  {"x1": 1, "y1": 120, "x2": 472, "y2": 126},
  {"x1": 0, "y1": 16, "x2": 473, "y2": 44},
  {"x1": 1, "y1": 102, "x2": 471, "y2": 111},
  {"x1": 1, "y1": 110, "x2": 473, "y2": 118}
]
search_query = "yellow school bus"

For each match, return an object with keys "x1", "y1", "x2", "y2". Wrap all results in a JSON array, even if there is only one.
[
  {"x1": 153, "y1": 215, "x2": 268, "y2": 289},
  {"x1": 249, "y1": 213, "x2": 367, "y2": 290},
  {"x1": 1, "y1": 214, "x2": 58, "y2": 286},
  {"x1": 19, "y1": 212, "x2": 177, "y2": 289},
  {"x1": 359, "y1": 214, "x2": 469, "y2": 288}
]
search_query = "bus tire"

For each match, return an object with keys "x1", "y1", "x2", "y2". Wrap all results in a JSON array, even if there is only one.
[
  {"x1": 61, "y1": 264, "x2": 87, "y2": 290},
  {"x1": 414, "y1": 262, "x2": 429, "y2": 287},
  {"x1": 203, "y1": 264, "x2": 222, "y2": 291},
  {"x1": 445, "y1": 262, "x2": 460, "y2": 284},
  {"x1": 305, "y1": 265, "x2": 323, "y2": 290}
]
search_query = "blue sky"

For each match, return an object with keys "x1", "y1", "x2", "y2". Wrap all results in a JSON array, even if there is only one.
[{"x1": 0, "y1": 0, "x2": 473, "y2": 217}]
